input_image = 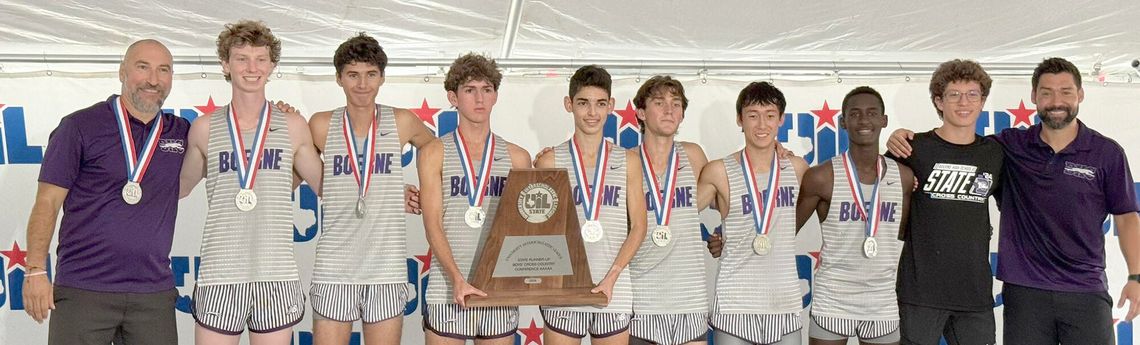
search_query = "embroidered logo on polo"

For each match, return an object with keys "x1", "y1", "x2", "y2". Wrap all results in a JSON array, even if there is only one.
[
  {"x1": 1064, "y1": 161, "x2": 1097, "y2": 180},
  {"x1": 158, "y1": 139, "x2": 185, "y2": 154}
]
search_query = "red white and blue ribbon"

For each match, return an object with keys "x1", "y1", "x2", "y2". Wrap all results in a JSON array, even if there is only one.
[
  {"x1": 841, "y1": 152, "x2": 884, "y2": 238},
  {"x1": 568, "y1": 138, "x2": 611, "y2": 222},
  {"x1": 112, "y1": 95, "x2": 163, "y2": 185},
  {"x1": 341, "y1": 106, "x2": 379, "y2": 199},
  {"x1": 640, "y1": 144, "x2": 679, "y2": 227},
  {"x1": 740, "y1": 150, "x2": 781, "y2": 237},
  {"x1": 225, "y1": 101, "x2": 272, "y2": 190},
  {"x1": 453, "y1": 129, "x2": 495, "y2": 207}
]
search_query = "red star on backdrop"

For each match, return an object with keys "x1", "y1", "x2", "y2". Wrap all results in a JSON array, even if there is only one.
[
  {"x1": 812, "y1": 101, "x2": 839, "y2": 129},
  {"x1": 195, "y1": 96, "x2": 219, "y2": 115},
  {"x1": 614, "y1": 101, "x2": 639, "y2": 129},
  {"x1": 808, "y1": 251, "x2": 822, "y2": 269},
  {"x1": 1, "y1": 242, "x2": 29, "y2": 270},
  {"x1": 518, "y1": 319, "x2": 544, "y2": 345},
  {"x1": 1007, "y1": 100, "x2": 1036, "y2": 127},
  {"x1": 414, "y1": 250, "x2": 433, "y2": 274},
  {"x1": 411, "y1": 99, "x2": 441, "y2": 128}
]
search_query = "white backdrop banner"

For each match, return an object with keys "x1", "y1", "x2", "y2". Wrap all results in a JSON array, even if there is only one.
[{"x1": 1, "y1": 75, "x2": 1138, "y2": 344}]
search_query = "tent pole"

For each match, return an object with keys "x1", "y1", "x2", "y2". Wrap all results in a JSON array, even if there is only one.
[
  {"x1": 0, "y1": 53, "x2": 1046, "y2": 78},
  {"x1": 499, "y1": 0, "x2": 525, "y2": 59}
]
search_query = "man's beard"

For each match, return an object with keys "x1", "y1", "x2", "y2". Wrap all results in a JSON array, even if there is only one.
[
  {"x1": 128, "y1": 86, "x2": 167, "y2": 115},
  {"x1": 1040, "y1": 105, "x2": 1077, "y2": 130}
]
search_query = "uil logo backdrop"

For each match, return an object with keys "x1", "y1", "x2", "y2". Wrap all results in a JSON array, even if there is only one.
[
  {"x1": 0, "y1": 103, "x2": 45, "y2": 164},
  {"x1": 0, "y1": 243, "x2": 53, "y2": 311},
  {"x1": 779, "y1": 101, "x2": 847, "y2": 166},
  {"x1": 606, "y1": 101, "x2": 643, "y2": 149}
]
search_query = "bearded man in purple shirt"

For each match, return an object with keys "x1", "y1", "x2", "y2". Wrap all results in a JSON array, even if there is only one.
[
  {"x1": 22, "y1": 39, "x2": 190, "y2": 345},
  {"x1": 992, "y1": 58, "x2": 1140, "y2": 345}
]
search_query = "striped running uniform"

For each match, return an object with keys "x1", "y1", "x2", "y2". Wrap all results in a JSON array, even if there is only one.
[
  {"x1": 423, "y1": 304, "x2": 518, "y2": 340},
  {"x1": 710, "y1": 152, "x2": 802, "y2": 344},
  {"x1": 310, "y1": 283, "x2": 412, "y2": 323},
  {"x1": 629, "y1": 142, "x2": 709, "y2": 344},
  {"x1": 192, "y1": 281, "x2": 305, "y2": 334},
  {"x1": 423, "y1": 132, "x2": 518, "y2": 339},
  {"x1": 810, "y1": 316, "x2": 900, "y2": 343},
  {"x1": 809, "y1": 156, "x2": 904, "y2": 340},
  {"x1": 310, "y1": 105, "x2": 413, "y2": 323},
  {"x1": 542, "y1": 309, "x2": 629, "y2": 339},
  {"x1": 193, "y1": 105, "x2": 303, "y2": 333},
  {"x1": 541, "y1": 138, "x2": 632, "y2": 337},
  {"x1": 630, "y1": 313, "x2": 709, "y2": 345},
  {"x1": 715, "y1": 326, "x2": 803, "y2": 345}
]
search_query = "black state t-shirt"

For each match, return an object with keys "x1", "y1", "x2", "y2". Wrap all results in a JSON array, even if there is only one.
[{"x1": 889, "y1": 130, "x2": 1004, "y2": 311}]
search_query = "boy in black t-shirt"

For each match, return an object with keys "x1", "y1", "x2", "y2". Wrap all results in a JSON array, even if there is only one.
[{"x1": 886, "y1": 59, "x2": 1003, "y2": 345}]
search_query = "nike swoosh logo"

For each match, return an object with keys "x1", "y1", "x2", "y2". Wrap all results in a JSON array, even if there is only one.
[
  {"x1": 677, "y1": 165, "x2": 687, "y2": 171},
  {"x1": 610, "y1": 165, "x2": 622, "y2": 170},
  {"x1": 887, "y1": 181, "x2": 896, "y2": 185},
  {"x1": 268, "y1": 127, "x2": 282, "y2": 132},
  {"x1": 781, "y1": 165, "x2": 790, "y2": 170},
  {"x1": 493, "y1": 157, "x2": 505, "y2": 161},
  {"x1": 380, "y1": 131, "x2": 393, "y2": 136}
]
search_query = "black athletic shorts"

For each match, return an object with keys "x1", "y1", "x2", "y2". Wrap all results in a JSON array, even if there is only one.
[
  {"x1": 1002, "y1": 283, "x2": 1113, "y2": 345},
  {"x1": 900, "y1": 302, "x2": 994, "y2": 345}
]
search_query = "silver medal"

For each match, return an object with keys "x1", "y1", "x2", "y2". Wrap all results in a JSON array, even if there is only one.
[
  {"x1": 355, "y1": 197, "x2": 366, "y2": 218},
  {"x1": 581, "y1": 221, "x2": 605, "y2": 243},
  {"x1": 121, "y1": 181, "x2": 143, "y2": 205},
  {"x1": 863, "y1": 237, "x2": 878, "y2": 258},
  {"x1": 235, "y1": 189, "x2": 258, "y2": 212},
  {"x1": 464, "y1": 206, "x2": 485, "y2": 228},
  {"x1": 752, "y1": 234, "x2": 772, "y2": 256},
  {"x1": 651, "y1": 225, "x2": 672, "y2": 247}
]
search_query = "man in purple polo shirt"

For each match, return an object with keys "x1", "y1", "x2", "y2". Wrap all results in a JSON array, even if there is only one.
[
  {"x1": 22, "y1": 39, "x2": 190, "y2": 344},
  {"x1": 992, "y1": 58, "x2": 1140, "y2": 344}
]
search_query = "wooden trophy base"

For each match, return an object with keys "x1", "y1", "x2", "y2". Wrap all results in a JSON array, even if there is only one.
[{"x1": 466, "y1": 287, "x2": 608, "y2": 308}]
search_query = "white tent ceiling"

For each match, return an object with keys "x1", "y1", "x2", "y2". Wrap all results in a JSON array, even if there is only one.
[{"x1": 2, "y1": 1, "x2": 1139, "y2": 81}]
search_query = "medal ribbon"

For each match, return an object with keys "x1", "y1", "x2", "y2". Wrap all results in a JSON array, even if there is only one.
[
  {"x1": 569, "y1": 137, "x2": 611, "y2": 221},
  {"x1": 841, "y1": 152, "x2": 884, "y2": 238},
  {"x1": 740, "y1": 150, "x2": 781, "y2": 236},
  {"x1": 226, "y1": 102, "x2": 272, "y2": 189},
  {"x1": 341, "y1": 106, "x2": 379, "y2": 199},
  {"x1": 112, "y1": 95, "x2": 164, "y2": 184},
  {"x1": 453, "y1": 129, "x2": 495, "y2": 207},
  {"x1": 640, "y1": 144, "x2": 679, "y2": 226}
]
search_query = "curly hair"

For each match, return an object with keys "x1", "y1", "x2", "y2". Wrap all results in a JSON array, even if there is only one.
[
  {"x1": 444, "y1": 53, "x2": 502, "y2": 92},
  {"x1": 333, "y1": 32, "x2": 387, "y2": 76},
  {"x1": 216, "y1": 20, "x2": 281, "y2": 81},
  {"x1": 929, "y1": 59, "x2": 992, "y2": 118}
]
